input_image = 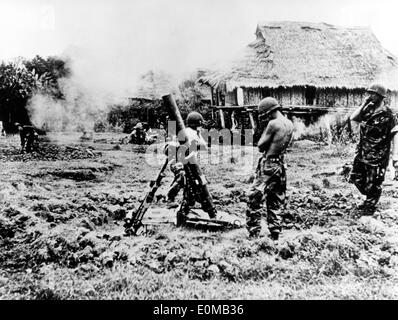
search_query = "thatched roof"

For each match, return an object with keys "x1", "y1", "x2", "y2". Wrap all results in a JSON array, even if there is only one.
[{"x1": 199, "y1": 21, "x2": 398, "y2": 91}]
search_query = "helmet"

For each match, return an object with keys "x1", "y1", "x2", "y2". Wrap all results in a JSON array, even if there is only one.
[
  {"x1": 134, "y1": 122, "x2": 143, "y2": 130},
  {"x1": 186, "y1": 112, "x2": 204, "y2": 128},
  {"x1": 366, "y1": 83, "x2": 387, "y2": 98},
  {"x1": 258, "y1": 97, "x2": 281, "y2": 116}
]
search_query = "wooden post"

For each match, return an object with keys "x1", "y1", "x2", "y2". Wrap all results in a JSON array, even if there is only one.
[
  {"x1": 248, "y1": 111, "x2": 256, "y2": 134},
  {"x1": 219, "y1": 109, "x2": 226, "y2": 129}
]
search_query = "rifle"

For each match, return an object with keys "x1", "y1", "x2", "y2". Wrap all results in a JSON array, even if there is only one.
[
  {"x1": 162, "y1": 94, "x2": 217, "y2": 219},
  {"x1": 124, "y1": 157, "x2": 169, "y2": 235}
]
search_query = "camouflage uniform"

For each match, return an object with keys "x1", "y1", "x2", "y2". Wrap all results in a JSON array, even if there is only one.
[
  {"x1": 349, "y1": 106, "x2": 398, "y2": 210},
  {"x1": 174, "y1": 125, "x2": 217, "y2": 225},
  {"x1": 167, "y1": 162, "x2": 185, "y2": 202},
  {"x1": 246, "y1": 155, "x2": 286, "y2": 238},
  {"x1": 19, "y1": 125, "x2": 38, "y2": 153},
  {"x1": 130, "y1": 129, "x2": 146, "y2": 144},
  {"x1": 176, "y1": 163, "x2": 217, "y2": 225}
]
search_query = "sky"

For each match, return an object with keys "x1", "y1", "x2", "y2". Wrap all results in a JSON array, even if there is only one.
[{"x1": 1, "y1": 0, "x2": 398, "y2": 96}]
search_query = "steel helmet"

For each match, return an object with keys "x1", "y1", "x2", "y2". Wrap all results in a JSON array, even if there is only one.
[
  {"x1": 258, "y1": 97, "x2": 281, "y2": 116},
  {"x1": 186, "y1": 111, "x2": 204, "y2": 128},
  {"x1": 134, "y1": 122, "x2": 144, "y2": 130},
  {"x1": 366, "y1": 83, "x2": 387, "y2": 98}
]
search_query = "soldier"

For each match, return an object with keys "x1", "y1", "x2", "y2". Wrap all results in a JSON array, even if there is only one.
[
  {"x1": 15, "y1": 123, "x2": 38, "y2": 153},
  {"x1": 246, "y1": 97, "x2": 294, "y2": 241},
  {"x1": 349, "y1": 83, "x2": 398, "y2": 215},
  {"x1": 175, "y1": 111, "x2": 217, "y2": 225},
  {"x1": 128, "y1": 122, "x2": 146, "y2": 144}
]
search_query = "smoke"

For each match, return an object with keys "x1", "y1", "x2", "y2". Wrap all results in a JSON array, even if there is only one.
[
  {"x1": 292, "y1": 112, "x2": 352, "y2": 143},
  {"x1": 27, "y1": 70, "x2": 129, "y2": 132}
]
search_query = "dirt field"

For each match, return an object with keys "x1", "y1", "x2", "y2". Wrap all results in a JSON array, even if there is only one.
[{"x1": 1, "y1": 132, "x2": 398, "y2": 299}]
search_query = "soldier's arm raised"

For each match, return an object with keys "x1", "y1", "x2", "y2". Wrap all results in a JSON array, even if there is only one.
[
  {"x1": 257, "y1": 121, "x2": 276, "y2": 153},
  {"x1": 350, "y1": 97, "x2": 374, "y2": 122}
]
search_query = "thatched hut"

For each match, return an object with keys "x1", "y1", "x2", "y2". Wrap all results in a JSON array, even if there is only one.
[{"x1": 199, "y1": 21, "x2": 398, "y2": 110}]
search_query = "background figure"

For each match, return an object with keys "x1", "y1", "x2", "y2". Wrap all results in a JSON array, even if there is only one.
[
  {"x1": 15, "y1": 123, "x2": 38, "y2": 153},
  {"x1": 349, "y1": 83, "x2": 398, "y2": 215},
  {"x1": 246, "y1": 97, "x2": 294, "y2": 241}
]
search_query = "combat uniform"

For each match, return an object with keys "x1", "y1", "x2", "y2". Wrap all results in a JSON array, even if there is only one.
[
  {"x1": 19, "y1": 125, "x2": 38, "y2": 153},
  {"x1": 349, "y1": 106, "x2": 398, "y2": 211},
  {"x1": 246, "y1": 154, "x2": 286, "y2": 238},
  {"x1": 130, "y1": 128, "x2": 146, "y2": 144},
  {"x1": 175, "y1": 126, "x2": 217, "y2": 225},
  {"x1": 167, "y1": 162, "x2": 185, "y2": 203}
]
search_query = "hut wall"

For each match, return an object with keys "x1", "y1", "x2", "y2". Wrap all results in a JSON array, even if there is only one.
[
  {"x1": 232, "y1": 86, "x2": 374, "y2": 109},
  {"x1": 316, "y1": 88, "x2": 366, "y2": 109},
  {"x1": 318, "y1": 89, "x2": 336, "y2": 108},
  {"x1": 291, "y1": 87, "x2": 305, "y2": 105},
  {"x1": 243, "y1": 88, "x2": 264, "y2": 105},
  {"x1": 389, "y1": 91, "x2": 398, "y2": 108},
  {"x1": 226, "y1": 89, "x2": 237, "y2": 106},
  {"x1": 335, "y1": 89, "x2": 347, "y2": 107},
  {"x1": 241, "y1": 87, "x2": 305, "y2": 106},
  {"x1": 352, "y1": 89, "x2": 364, "y2": 108},
  {"x1": 278, "y1": 88, "x2": 292, "y2": 105}
]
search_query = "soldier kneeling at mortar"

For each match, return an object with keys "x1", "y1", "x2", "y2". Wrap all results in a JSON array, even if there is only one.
[{"x1": 246, "y1": 97, "x2": 294, "y2": 241}]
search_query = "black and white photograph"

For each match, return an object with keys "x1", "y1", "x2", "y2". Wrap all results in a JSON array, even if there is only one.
[{"x1": 1, "y1": 0, "x2": 398, "y2": 303}]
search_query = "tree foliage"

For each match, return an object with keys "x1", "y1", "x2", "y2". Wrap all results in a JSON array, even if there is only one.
[
  {"x1": 0, "y1": 55, "x2": 70, "y2": 128},
  {"x1": 178, "y1": 70, "x2": 207, "y2": 112}
]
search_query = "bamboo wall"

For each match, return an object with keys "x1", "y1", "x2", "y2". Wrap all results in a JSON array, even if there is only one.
[
  {"x1": 225, "y1": 89, "x2": 237, "y2": 106},
  {"x1": 387, "y1": 91, "x2": 398, "y2": 109},
  {"x1": 237, "y1": 86, "x2": 371, "y2": 109},
  {"x1": 214, "y1": 85, "x2": 398, "y2": 112}
]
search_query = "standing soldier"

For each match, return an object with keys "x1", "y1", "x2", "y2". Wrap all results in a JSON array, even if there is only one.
[
  {"x1": 349, "y1": 83, "x2": 398, "y2": 215},
  {"x1": 174, "y1": 111, "x2": 217, "y2": 226},
  {"x1": 246, "y1": 97, "x2": 294, "y2": 241}
]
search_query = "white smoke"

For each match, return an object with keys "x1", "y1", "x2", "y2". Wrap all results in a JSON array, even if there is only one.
[
  {"x1": 27, "y1": 69, "x2": 130, "y2": 132},
  {"x1": 292, "y1": 112, "x2": 352, "y2": 143}
]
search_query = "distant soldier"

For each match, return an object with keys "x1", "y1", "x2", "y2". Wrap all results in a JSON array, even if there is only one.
[
  {"x1": 246, "y1": 97, "x2": 294, "y2": 241},
  {"x1": 349, "y1": 83, "x2": 398, "y2": 215},
  {"x1": 80, "y1": 130, "x2": 93, "y2": 141},
  {"x1": 15, "y1": 123, "x2": 38, "y2": 153},
  {"x1": 129, "y1": 122, "x2": 147, "y2": 144}
]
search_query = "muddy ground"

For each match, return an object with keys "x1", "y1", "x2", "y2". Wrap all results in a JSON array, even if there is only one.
[{"x1": 1, "y1": 132, "x2": 398, "y2": 299}]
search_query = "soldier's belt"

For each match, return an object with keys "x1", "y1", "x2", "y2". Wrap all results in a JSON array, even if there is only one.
[{"x1": 262, "y1": 155, "x2": 284, "y2": 162}]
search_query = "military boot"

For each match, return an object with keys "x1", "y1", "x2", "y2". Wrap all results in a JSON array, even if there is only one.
[
  {"x1": 176, "y1": 209, "x2": 187, "y2": 227},
  {"x1": 356, "y1": 202, "x2": 376, "y2": 216}
]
